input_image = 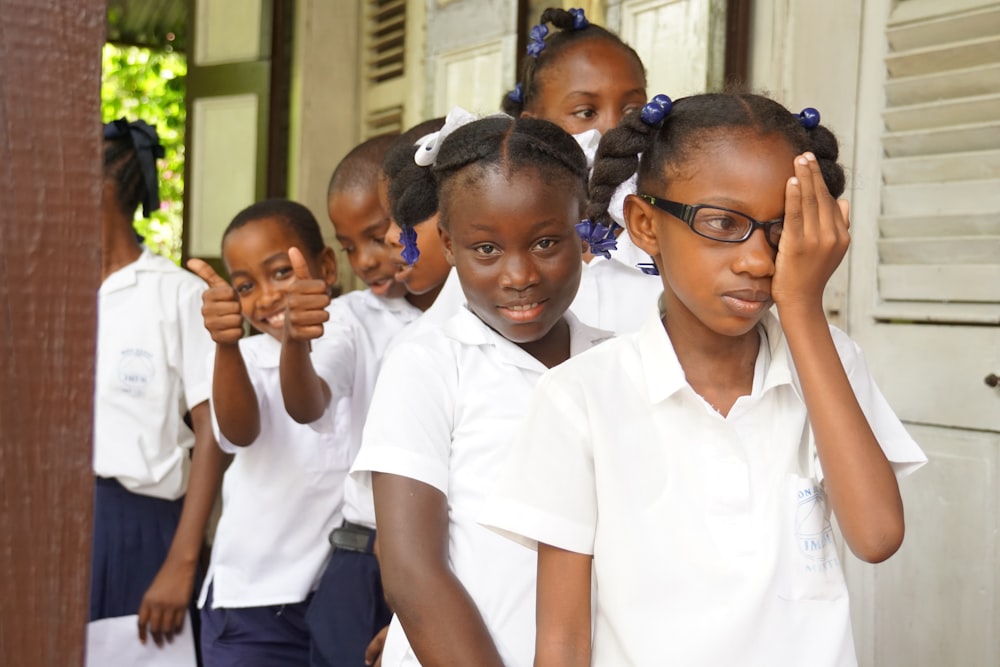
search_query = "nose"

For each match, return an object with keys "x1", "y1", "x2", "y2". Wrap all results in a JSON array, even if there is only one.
[
  {"x1": 257, "y1": 280, "x2": 283, "y2": 310},
  {"x1": 357, "y1": 243, "x2": 381, "y2": 272},
  {"x1": 733, "y1": 228, "x2": 776, "y2": 278},
  {"x1": 596, "y1": 108, "x2": 625, "y2": 136},
  {"x1": 385, "y1": 219, "x2": 403, "y2": 248},
  {"x1": 498, "y1": 251, "x2": 540, "y2": 291}
]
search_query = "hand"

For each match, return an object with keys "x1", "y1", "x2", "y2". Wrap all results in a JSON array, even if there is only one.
[
  {"x1": 364, "y1": 625, "x2": 389, "y2": 667},
  {"x1": 187, "y1": 259, "x2": 244, "y2": 345},
  {"x1": 137, "y1": 557, "x2": 196, "y2": 647},
  {"x1": 284, "y1": 247, "x2": 331, "y2": 342},
  {"x1": 772, "y1": 152, "x2": 851, "y2": 315}
]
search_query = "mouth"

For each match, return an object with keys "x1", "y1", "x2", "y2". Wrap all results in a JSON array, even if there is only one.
[
  {"x1": 260, "y1": 310, "x2": 286, "y2": 329},
  {"x1": 497, "y1": 301, "x2": 547, "y2": 323},
  {"x1": 721, "y1": 289, "x2": 772, "y2": 315},
  {"x1": 367, "y1": 275, "x2": 396, "y2": 294}
]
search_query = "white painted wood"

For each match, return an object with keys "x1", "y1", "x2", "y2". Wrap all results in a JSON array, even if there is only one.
[
  {"x1": 883, "y1": 93, "x2": 1000, "y2": 132},
  {"x1": 887, "y1": 3, "x2": 1000, "y2": 50},
  {"x1": 882, "y1": 121, "x2": 1000, "y2": 157},
  {"x1": 432, "y1": 37, "x2": 515, "y2": 116},
  {"x1": 878, "y1": 236, "x2": 1000, "y2": 264},
  {"x1": 871, "y1": 301, "x2": 1000, "y2": 324},
  {"x1": 887, "y1": 62, "x2": 1000, "y2": 106},
  {"x1": 194, "y1": 0, "x2": 263, "y2": 66},
  {"x1": 890, "y1": 0, "x2": 1000, "y2": 26},
  {"x1": 881, "y1": 179, "x2": 1000, "y2": 215},
  {"x1": 862, "y1": 323, "x2": 1000, "y2": 431},
  {"x1": 848, "y1": 424, "x2": 1000, "y2": 667},
  {"x1": 881, "y1": 149, "x2": 1000, "y2": 184},
  {"x1": 878, "y1": 264, "x2": 1000, "y2": 302},
  {"x1": 880, "y1": 213, "x2": 1000, "y2": 238},
  {"x1": 886, "y1": 34, "x2": 1000, "y2": 78}
]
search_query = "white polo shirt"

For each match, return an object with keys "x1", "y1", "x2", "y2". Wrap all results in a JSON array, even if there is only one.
[
  {"x1": 571, "y1": 228, "x2": 662, "y2": 334},
  {"x1": 308, "y1": 289, "x2": 423, "y2": 528},
  {"x1": 200, "y1": 328, "x2": 349, "y2": 609},
  {"x1": 93, "y1": 248, "x2": 213, "y2": 500},
  {"x1": 481, "y1": 309, "x2": 927, "y2": 667},
  {"x1": 351, "y1": 307, "x2": 612, "y2": 667}
]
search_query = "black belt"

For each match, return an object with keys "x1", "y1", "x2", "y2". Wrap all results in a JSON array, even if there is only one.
[{"x1": 329, "y1": 521, "x2": 375, "y2": 554}]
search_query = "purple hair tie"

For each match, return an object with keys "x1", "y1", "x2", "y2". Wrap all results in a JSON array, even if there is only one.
[
  {"x1": 568, "y1": 8, "x2": 589, "y2": 30},
  {"x1": 576, "y1": 219, "x2": 620, "y2": 260},
  {"x1": 798, "y1": 107, "x2": 821, "y2": 129},
  {"x1": 640, "y1": 94, "x2": 673, "y2": 126},
  {"x1": 400, "y1": 226, "x2": 420, "y2": 265},
  {"x1": 508, "y1": 83, "x2": 524, "y2": 104},
  {"x1": 526, "y1": 24, "x2": 549, "y2": 57}
]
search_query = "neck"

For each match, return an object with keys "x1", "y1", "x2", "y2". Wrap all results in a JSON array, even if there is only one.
[
  {"x1": 405, "y1": 281, "x2": 444, "y2": 312},
  {"x1": 517, "y1": 316, "x2": 571, "y2": 369},
  {"x1": 102, "y1": 211, "x2": 143, "y2": 281}
]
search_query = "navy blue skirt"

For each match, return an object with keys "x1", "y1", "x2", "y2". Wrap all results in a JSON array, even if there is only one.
[{"x1": 89, "y1": 476, "x2": 185, "y2": 620}]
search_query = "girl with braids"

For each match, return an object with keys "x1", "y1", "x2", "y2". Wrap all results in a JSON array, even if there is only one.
[
  {"x1": 350, "y1": 115, "x2": 612, "y2": 667},
  {"x1": 504, "y1": 6, "x2": 661, "y2": 334},
  {"x1": 92, "y1": 119, "x2": 224, "y2": 658},
  {"x1": 481, "y1": 93, "x2": 926, "y2": 665}
]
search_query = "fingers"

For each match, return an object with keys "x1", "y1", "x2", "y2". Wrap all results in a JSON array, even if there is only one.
[
  {"x1": 289, "y1": 246, "x2": 312, "y2": 282},
  {"x1": 146, "y1": 606, "x2": 165, "y2": 647},
  {"x1": 838, "y1": 198, "x2": 851, "y2": 230},
  {"x1": 138, "y1": 603, "x2": 149, "y2": 643},
  {"x1": 187, "y1": 258, "x2": 228, "y2": 288},
  {"x1": 364, "y1": 626, "x2": 389, "y2": 666}
]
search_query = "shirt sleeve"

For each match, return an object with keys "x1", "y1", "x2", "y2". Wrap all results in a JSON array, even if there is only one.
[
  {"x1": 350, "y1": 338, "x2": 456, "y2": 496},
  {"x1": 306, "y1": 299, "x2": 361, "y2": 433},
  {"x1": 479, "y1": 369, "x2": 598, "y2": 556},
  {"x1": 811, "y1": 327, "x2": 928, "y2": 481},
  {"x1": 177, "y1": 272, "x2": 214, "y2": 411}
]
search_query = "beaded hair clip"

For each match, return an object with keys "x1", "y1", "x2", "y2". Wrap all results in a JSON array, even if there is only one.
[
  {"x1": 103, "y1": 118, "x2": 165, "y2": 218},
  {"x1": 525, "y1": 7, "x2": 590, "y2": 58},
  {"x1": 798, "y1": 107, "x2": 821, "y2": 129},
  {"x1": 400, "y1": 225, "x2": 420, "y2": 266}
]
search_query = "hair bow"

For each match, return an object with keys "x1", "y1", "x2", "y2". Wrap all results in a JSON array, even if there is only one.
[
  {"x1": 568, "y1": 8, "x2": 589, "y2": 30},
  {"x1": 576, "y1": 219, "x2": 620, "y2": 260},
  {"x1": 413, "y1": 107, "x2": 479, "y2": 167},
  {"x1": 103, "y1": 118, "x2": 165, "y2": 217}
]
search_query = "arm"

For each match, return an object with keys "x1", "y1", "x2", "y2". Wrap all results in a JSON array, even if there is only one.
[
  {"x1": 774, "y1": 153, "x2": 903, "y2": 563},
  {"x1": 280, "y1": 247, "x2": 332, "y2": 424},
  {"x1": 137, "y1": 401, "x2": 226, "y2": 645},
  {"x1": 372, "y1": 472, "x2": 505, "y2": 667},
  {"x1": 187, "y1": 259, "x2": 260, "y2": 446},
  {"x1": 534, "y1": 544, "x2": 592, "y2": 667}
]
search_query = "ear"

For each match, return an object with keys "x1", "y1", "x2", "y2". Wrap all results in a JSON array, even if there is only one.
[
  {"x1": 318, "y1": 246, "x2": 339, "y2": 290},
  {"x1": 623, "y1": 194, "x2": 662, "y2": 263},
  {"x1": 519, "y1": 109, "x2": 537, "y2": 120},
  {"x1": 438, "y1": 221, "x2": 456, "y2": 267}
]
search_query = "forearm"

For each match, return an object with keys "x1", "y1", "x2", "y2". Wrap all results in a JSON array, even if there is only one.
[
  {"x1": 780, "y1": 306, "x2": 904, "y2": 562},
  {"x1": 383, "y1": 562, "x2": 504, "y2": 667},
  {"x1": 212, "y1": 344, "x2": 260, "y2": 446},
  {"x1": 534, "y1": 544, "x2": 592, "y2": 667},
  {"x1": 163, "y1": 402, "x2": 226, "y2": 565},
  {"x1": 279, "y1": 338, "x2": 331, "y2": 424}
]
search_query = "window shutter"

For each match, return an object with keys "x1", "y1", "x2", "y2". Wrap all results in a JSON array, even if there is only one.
[
  {"x1": 876, "y1": 2, "x2": 1000, "y2": 322},
  {"x1": 362, "y1": 0, "x2": 407, "y2": 137}
]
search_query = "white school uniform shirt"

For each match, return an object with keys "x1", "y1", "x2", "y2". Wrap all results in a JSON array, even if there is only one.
[
  {"x1": 570, "y1": 227, "x2": 663, "y2": 334},
  {"x1": 199, "y1": 326, "x2": 348, "y2": 609},
  {"x1": 351, "y1": 307, "x2": 612, "y2": 667},
  {"x1": 308, "y1": 288, "x2": 423, "y2": 528},
  {"x1": 93, "y1": 248, "x2": 213, "y2": 500},
  {"x1": 481, "y1": 308, "x2": 927, "y2": 667}
]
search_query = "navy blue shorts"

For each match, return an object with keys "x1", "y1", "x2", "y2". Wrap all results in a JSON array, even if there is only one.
[
  {"x1": 89, "y1": 477, "x2": 186, "y2": 620},
  {"x1": 306, "y1": 529, "x2": 392, "y2": 667},
  {"x1": 201, "y1": 583, "x2": 312, "y2": 667}
]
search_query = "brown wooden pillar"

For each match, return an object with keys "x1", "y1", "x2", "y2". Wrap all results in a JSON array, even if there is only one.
[{"x1": 0, "y1": 1, "x2": 105, "y2": 664}]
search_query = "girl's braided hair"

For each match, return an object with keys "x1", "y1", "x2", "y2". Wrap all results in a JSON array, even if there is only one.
[
  {"x1": 587, "y1": 92, "x2": 845, "y2": 230},
  {"x1": 502, "y1": 7, "x2": 645, "y2": 117},
  {"x1": 431, "y1": 115, "x2": 589, "y2": 228},
  {"x1": 381, "y1": 118, "x2": 446, "y2": 229}
]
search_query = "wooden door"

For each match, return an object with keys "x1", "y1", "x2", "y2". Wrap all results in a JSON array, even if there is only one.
[{"x1": 847, "y1": 1, "x2": 1000, "y2": 664}]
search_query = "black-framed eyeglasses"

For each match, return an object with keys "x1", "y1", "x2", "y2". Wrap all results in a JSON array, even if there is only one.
[{"x1": 638, "y1": 194, "x2": 783, "y2": 250}]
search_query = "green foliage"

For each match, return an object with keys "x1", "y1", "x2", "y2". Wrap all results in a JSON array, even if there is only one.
[{"x1": 102, "y1": 44, "x2": 187, "y2": 264}]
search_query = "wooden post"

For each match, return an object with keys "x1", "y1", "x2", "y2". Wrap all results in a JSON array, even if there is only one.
[{"x1": 0, "y1": 1, "x2": 104, "y2": 664}]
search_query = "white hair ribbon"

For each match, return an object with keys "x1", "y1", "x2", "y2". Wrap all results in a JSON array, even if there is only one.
[{"x1": 413, "y1": 107, "x2": 479, "y2": 167}]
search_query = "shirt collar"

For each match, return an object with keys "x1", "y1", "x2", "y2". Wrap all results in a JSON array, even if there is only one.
[
  {"x1": 100, "y1": 247, "x2": 177, "y2": 293},
  {"x1": 637, "y1": 304, "x2": 795, "y2": 405},
  {"x1": 443, "y1": 307, "x2": 612, "y2": 371}
]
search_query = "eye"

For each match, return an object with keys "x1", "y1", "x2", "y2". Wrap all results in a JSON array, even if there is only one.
[
  {"x1": 474, "y1": 244, "x2": 499, "y2": 256},
  {"x1": 274, "y1": 266, "x2": 294, "y2": 280},
  {"x1": 534, "y1": 238, "x2": 557, "y2": 250},
  {"x1": 341, "y1": 245, "x2": 355, "y2": 255},
  {"x1": 698, "y1": 213, "x2": 747, "y2": 238},
  {"x1": 571, "y1": 108, "x2": 597, "y2": 120},
  {"x1": 234, "y1": 281, "x2": 253, "y2": 295}
]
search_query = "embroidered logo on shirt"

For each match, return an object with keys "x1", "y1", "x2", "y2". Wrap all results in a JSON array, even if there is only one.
[
  {"x1": 117, "y1": 348, "x2": 155, "y2": 397},
  {"x1": 793, "y1": 484, "x2": 839, "y2": 571}
]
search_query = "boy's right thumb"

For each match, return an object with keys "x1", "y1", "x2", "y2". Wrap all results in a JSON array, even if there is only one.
[
  {"x1": 288, "y1": 247, "x2": 312, "y2": 281},
  {"x1": 186, "y1": 258, "x2": 226, "y2": 287}
]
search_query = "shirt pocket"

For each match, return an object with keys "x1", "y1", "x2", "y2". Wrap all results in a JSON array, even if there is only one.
[{"x1": 776, "y1": 474, "x2": 847, "y2": 602}]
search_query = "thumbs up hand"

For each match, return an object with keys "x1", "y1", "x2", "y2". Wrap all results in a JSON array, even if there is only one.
[
  {"x1": 284, "y1": 247, "x2": 331, "y2": 342},
  {"x1": 187, "y1": 258, "x2": 245, "y2": 345}
]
